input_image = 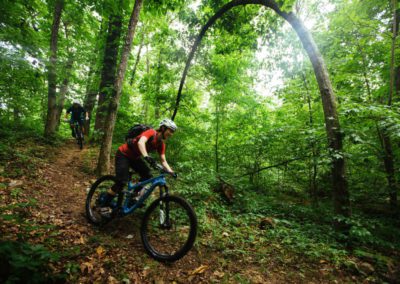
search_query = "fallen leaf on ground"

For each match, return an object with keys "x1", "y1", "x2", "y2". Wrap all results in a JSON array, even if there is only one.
[
  {"x1": 80, "y1": 261, "x2": 94, "y2": 274},
  {"x1": 190, "y1": 264, "x2": 209, "y2": 275},
  {"x1": 107, "y1": 275, "x2": 118, "y2": 284},
  {"x1": 213, "y1": 270, "x2": 225, "y2": 278},
  {"x1": 74, "y1": 235, "x2": 86, "y2": 244},
  {"x1": 96, "y1": 245, "x2": 105, "y2": 257},
  {"x1": 8, "y1": 180, "x2": 23, "y2": 188}
]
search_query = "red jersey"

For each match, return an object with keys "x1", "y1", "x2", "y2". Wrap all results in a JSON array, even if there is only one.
[{"x1": 118, "y1": 129, "x2": 165, "y2": 160}]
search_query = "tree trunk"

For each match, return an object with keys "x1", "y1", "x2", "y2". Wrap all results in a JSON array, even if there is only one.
[
  {"x1": 143, "y1": 44, "x2": 150, "y2": 121},
  {"x1": 215, "y1": 100, "x2": 220, "y2": 174},
  {"x1": 13, "y1": 107, "x2": 20, "y2": 124},
  {"x1": 130, "y1": 31, "x2": 144, "y2": 85},
  {"x1": 154, "y1": 50, "x2": 162, "y2": 120},
  {"x1": 281, "y1": 11, "x2": 350, "y2": 230},
  {"x1": 377, "y1": 127, "x2": 397, "y2": 208},
  {"x1": 301, "y1": 72, "x2": 318, "y2": 202},
  {"x1": 44, "y1": 0, "x2": 64, "y2": 137},
  {"x1": 381, "y1": 0, "x2": 399, "y2": 209},
  {"x1": 355, "y1": 23, "x2": 398, "y2": 209},
  {"x1": 171, "y1": 0, "x2": 351, "y2": 234},
  {"x1": 355, "y1": 39, "x2": 372, "y2": 101},
  {"x1": 388, "y1": 0, "x2": 398, "y2": 106},
  {"x1": 395, "y1": 66, "x2": 400, "y2": 99},
  {"x1": 55, "y1": 51, "x2": 74, "y2": 130},
  {"x1": 94, "y1": 3, "x2": 123, "y2": 135},
  {"x1": 97, "y1": 0, "x2": 143, "y2": 176},
  {"x1": 83, "y1": 62, "x2": 97, "y2": 136},
  {"x1": 83, "y1": 19, "x2": 108, "y2": 137}
]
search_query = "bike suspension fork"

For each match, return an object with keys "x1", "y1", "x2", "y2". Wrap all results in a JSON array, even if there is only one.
[{"x1": 159, "y1": 186, "x2": 170, "y2": 226}]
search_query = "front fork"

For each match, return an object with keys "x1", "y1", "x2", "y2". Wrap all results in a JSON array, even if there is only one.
[{"x1": 159, "y1": 185, "x2": 171, "y2": 228}]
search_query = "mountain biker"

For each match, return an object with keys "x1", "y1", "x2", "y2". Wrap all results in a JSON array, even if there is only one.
[
  {"x1": 65, "y1": 101, "x2": 89, "y2": 138},
  {"x1": 99, "y1": 118, "x2": 177, "y2": 209}
]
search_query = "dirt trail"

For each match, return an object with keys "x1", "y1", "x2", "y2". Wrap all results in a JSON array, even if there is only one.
[
  {"x1": 28, "y1": 141, "x2": 216, "y2": 283},
  {"x1": 6, "y1": 140, "x2": 356, "y2": 283}
]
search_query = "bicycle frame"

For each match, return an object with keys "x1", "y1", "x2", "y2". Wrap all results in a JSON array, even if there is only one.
[
  {"x1": 120, "y1": 173, "x2": 169, "y2": 216},
  {"x1": 72, "y1": 121, "x2": 82, "y2": 135}
]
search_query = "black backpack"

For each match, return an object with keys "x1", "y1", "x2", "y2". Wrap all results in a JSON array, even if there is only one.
[{"x1": 125, "y1": 124, "x2": 153, "y2": 141}]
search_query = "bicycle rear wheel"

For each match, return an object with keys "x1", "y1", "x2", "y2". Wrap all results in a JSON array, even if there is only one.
[
  {"x1": 141, "y1": 195, "x2": 197, "y2": 262},
  {"x1": 85, "y1": 175, "x2": 118, "y2": 225}
]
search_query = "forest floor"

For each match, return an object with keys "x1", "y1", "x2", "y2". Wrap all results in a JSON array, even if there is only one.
[{"x1": 1, "y1": 140, "x2": 396, "y2": 283}]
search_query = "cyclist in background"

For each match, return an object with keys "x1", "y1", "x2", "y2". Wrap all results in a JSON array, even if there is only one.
[
  {"x1": 99, "y1": 118, "x2": 177, "y2": 208},
  {"x1": 65, "y1": 101, "x2": 89, "y2": 138}
]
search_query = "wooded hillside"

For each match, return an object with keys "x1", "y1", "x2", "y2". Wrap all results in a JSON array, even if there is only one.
[{"x1": 0, "y1": 0, "x2": 399, "y2": 282}]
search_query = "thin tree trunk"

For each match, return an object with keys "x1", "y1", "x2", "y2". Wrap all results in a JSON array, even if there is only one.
[
  {"x1": 395, "y1": 6, "x2": 400, "y2": 101},
  {"x1": 355, "y1": 40, "x2": 372, "y2": 101},
  {"x1": 83, "y1": 61, "x2": 97, "y2": 136},
  {"x1": 215, "y1": 100, "x2": 220, "y2": 174},
  {"x1": 13, "y1": 107, "x2": 20, "y2": 124},
  {"x1": 395, "y1": 66, "x2": 400, "y2": 99},
  {"x1": 301, "y1": 72, "x2": 318, "y2": 202},
  {"x1": 44, "y1": 0, "x2": 64, "y2": 137},
  {"x1": 377, "y1": 127, "x2": 397, "y2": 208},
  {"x1": 171, "y1": 0, "x2": 351, "y2": 234},
  {"x1": 388, "y1": 0, "x2": 398, "y2": 106},
  {"x1": 97, "y1": 0, "x2": 143, "y2": 175},
  {"x1": 381, "y1": 0, "x2": 399, "y2": 208},
  {"x1": 55, "y1": 22, "x2": 74, "y2": 131},
  {"x1": 354, "y1": 21, "x2": 398, "y2": 208},
  {"x1": 55, "y1": 51, "x2": 74, "y2": 130},
  {"x1": 281, "y1": 11, "x2": 350, "y2": 231},
  {"x1": 154, "y1": 50, "x2": 162, "y2": 120},
  {"x1": 143, "y1": 44, "x2": 150, "y2": 121},
  {"x1": 94, "y1": 3, "x2": 123, "y2": 134},
  {"x1": 84, "y1": 20, "x2": 108, "y2": 136},
  {"x1": 130, "y1": 31, "x2": 144, "y2": 85}
]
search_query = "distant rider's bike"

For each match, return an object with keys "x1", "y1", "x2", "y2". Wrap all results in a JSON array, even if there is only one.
[
  {"x1": 85, "y1": 165, "x2": 197, "y2": 262},
  {"x1": 73, "y1": 121, "x2": 84, "y2": 150},
  {"x1": 65, "y1": 119, "x2": 85, "y2": 149}
]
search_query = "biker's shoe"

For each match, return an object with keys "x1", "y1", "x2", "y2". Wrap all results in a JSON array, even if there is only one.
[
  {"x1": 99, "y1": 207, "x2": 112, "y2": 219},
  {"x1": 98, "y1": 192, "x2": 114, "y2": 207},
  {"x1": 71, "y1": 129, "x2": 76, "y2": 138}
]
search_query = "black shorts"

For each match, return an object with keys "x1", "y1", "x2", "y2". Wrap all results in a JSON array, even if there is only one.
[{"x1": 112, "y1": 150, "x2": 152, "y2": 192}]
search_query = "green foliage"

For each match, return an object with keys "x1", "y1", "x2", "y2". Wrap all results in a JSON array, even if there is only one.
[
  {"x1": 0, "y1": 241, "x2": 64, "y2": 284},
  {"x1": 1, "y1": 0, "x2": 400, "y2": 280}
]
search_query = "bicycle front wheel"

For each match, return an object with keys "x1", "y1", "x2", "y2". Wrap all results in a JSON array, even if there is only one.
[{"x1": 141, "y1": 195, "x2": 197, "y2": 262}]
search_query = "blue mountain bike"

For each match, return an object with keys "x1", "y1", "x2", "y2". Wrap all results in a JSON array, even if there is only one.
[{"x1": 85, "y1": 165, "x2": 197, "y2": 262}]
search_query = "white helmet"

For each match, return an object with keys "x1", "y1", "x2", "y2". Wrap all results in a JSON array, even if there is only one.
[{"x1": 159, "y1": 118, "x2": 177, "y2": 131}]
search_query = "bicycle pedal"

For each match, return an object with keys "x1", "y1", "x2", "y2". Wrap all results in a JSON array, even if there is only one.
[{"x1": 99, "y1": 207, "x2": 112, "y2": 219}]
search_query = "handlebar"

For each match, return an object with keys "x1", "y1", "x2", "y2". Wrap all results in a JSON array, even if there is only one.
[{"x1": 154, "y1": 163, "x2": 177, "y2": 179}]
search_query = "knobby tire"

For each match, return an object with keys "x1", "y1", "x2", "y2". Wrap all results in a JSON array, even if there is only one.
[
  {"x1": 140, "y1": 195, "x2": 197, "y2": 262},
  {"x1": 85, "y1": 175, "x2": 118, "y2": 225}
]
